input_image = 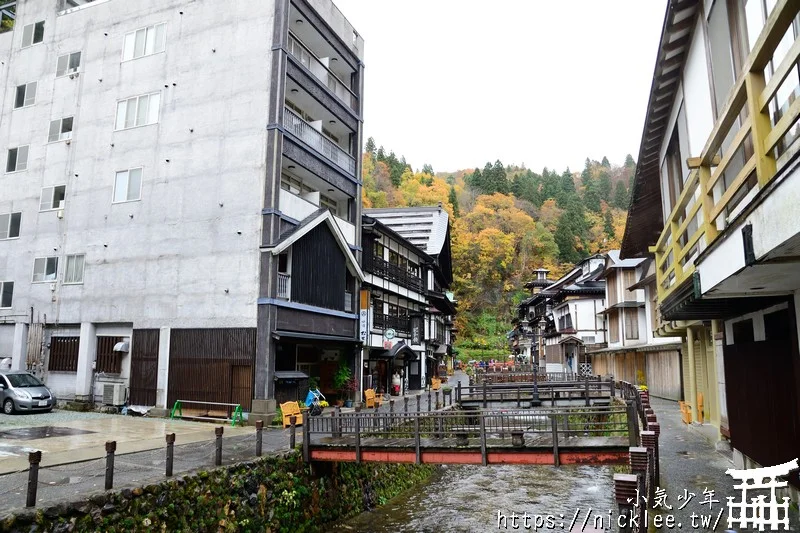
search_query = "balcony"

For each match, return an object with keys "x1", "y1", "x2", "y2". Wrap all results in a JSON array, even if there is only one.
[
  {"x1": 653, "y1": 0, "x2": 800, "y2": 303},
  {"x1": 373, "y1": 314, "x2": 411, "y2": 335},
  {"x1": 279, "y1": 188, "x2": 356, "y2": 245},
  {"x1": 283, "y1": 106, "x2": 355, "y2": 176},
  {"x1": 288, "y1": 32, "x2": 358, "y2": 112},
  {"x1": 277, "y1": 273, "x2": 290, "y2": 299},
  {"x1": 367, "y1": 256, "x2": 424, "y2": 293}
]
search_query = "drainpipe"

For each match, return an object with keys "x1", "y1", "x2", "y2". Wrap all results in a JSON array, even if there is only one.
[{"x1": 687, "y1": 327, "x2": 698, "y2": 423}]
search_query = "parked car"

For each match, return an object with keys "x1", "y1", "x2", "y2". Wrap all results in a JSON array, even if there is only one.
[{"x1": 0, "y1": 371, "x2": 56, "y2": 414}]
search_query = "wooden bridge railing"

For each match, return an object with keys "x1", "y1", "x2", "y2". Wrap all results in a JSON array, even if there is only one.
[
  {"x1": 474, "y1": 370, "x2": 588, "y2": 384},
  {"x1": 457, "y1": 378, "x2": 615, "y2": 407}
]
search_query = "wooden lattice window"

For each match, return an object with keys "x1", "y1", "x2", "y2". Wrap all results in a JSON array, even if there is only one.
[
  {"x1": 49, "y1": 336, "x2": 79, "y2": 371},
  {"x1": 96, "y1": 336, "x2": 124, "y2": 374}
]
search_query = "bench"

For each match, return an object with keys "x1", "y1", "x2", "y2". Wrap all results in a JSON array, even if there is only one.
[
  {"x1": 280, "y1": 401, "x2": 303, "y2": 429},
  {"x1": 170, "y1": 400, "x2": 244, "y2": 427},
  {"x1": 364, "y1": 389, "x2": 383, "y2": 409}
]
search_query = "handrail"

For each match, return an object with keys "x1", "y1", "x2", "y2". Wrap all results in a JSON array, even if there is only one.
[
  {"x1": 283, "y1": 106, "x2": 356, "y2": 175},
  {"x1": 653, "y1": 0, "x2": 800, "y2": 304}
]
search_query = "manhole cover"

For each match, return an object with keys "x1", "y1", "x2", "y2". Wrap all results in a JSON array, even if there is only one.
[{"x1": 0, "y1": 426, "x2": 95, "y2": 440}]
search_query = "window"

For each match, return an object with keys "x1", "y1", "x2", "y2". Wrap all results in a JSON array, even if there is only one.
[
  {"x1": 6, "y1": 146, "x2": 29, "y2": 172},
  {"x1": 48, "y1": 336, "x2": 79, "y2": 372},
  {"x1": 32, "y1": 256, "x2": 58, "y2": 283},
  {"x1": 0, "y1": 212, "x2": 21, "y2": 239},
  {"x1": 624, "y1": 309, "x2": 639, "y2": 340},
  {"x1": 64, "y1": 254, "x2": 85, "y2": 284},
  {"x1": 14, "y1": 82, "x2": 37, "y2": 108},
  {"x1": 123, "y1": 23, "x2": 166, "y2": 61},
  {"x1": 113, "y1": 167, "x2": 142, "y2": 203},
  {"x1": 320, "y1": 193, "x2": 338, "y2": 214},
  {"x1": 48, "y1": 117, "x2": 73, "y2": 142},
  {"x1": 623, "y1": 270, "x2": 638, "y2": 301},
  {"x1": 21, "y1": 21, "x2": 44, "y2": 48},
  {"x1": 609, "y1": 311, "x2": 620, "y2": 343},
  {"x1": 374, "y1": 242, "x2": 385, "y2": 260},
  {"x1": 277, "y1": 252, "x2": 289, "y2": 274},
  {"x1": 40, "y1": 185, "x2": 66, "y2": 211},
  {"x1": 0, "y1": 281, "x2": 13, "y2": 308},
  {"x1": 56, "y1": 51, "x2": 82, "y2": 77},
  {"x1": 115, "y1": 92, "x2": 160, "y2": 130}
]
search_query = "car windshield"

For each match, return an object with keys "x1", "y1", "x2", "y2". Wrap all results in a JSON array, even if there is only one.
[{"x1": 6, "y1": 373, "x2": 44, "y2": 388}]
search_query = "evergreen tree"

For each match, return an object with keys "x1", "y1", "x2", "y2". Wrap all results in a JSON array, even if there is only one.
[
  {"x1": 365, "y1": 137, "x2": 376, "y2": 156},
  {"x1": 624, "y1": 153, "x2": 636, "y2": 169},
  {"x1": 613, "y1": 181, "x2": 629, "y2": 209},
  {"x1": 583, "y1": 176, "x2": 602, "y2": 212},
  {"x1": 541, "y1": 168, "x2": 560, "y2": 201},
  {"x1": 467, "y1": 168, "x2": 483, "y2": 191},
  {"x1": 449, "y1": 185, "x2": 460, "y2": 217},
  {"x1": 598, "y1": 171, "x2": 612, "y2": 203},
  {"x1": 554, "y1": 199, "x2": 588, "y2": 263},
  {"x1": 376, "y1": 145, "x2": 386, "y2": 161},
  {"x1": 601, "y1": 156, "x2": 610, "y2": 167},
  {"x1": 491, "y1": 160, "x2": 509, "y2": 194},
  {"x1": 422, "y1": 163, "x2": 434, "y2": 175},
  {"x1": 604, "y1": 210, "x2": 615, "y2": 238}
]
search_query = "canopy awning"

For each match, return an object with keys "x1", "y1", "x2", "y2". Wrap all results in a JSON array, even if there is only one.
[
  {"x1": 434, "y1": 344, "x2": 448, "y2": 355},
  {"x1": 272, "y1": 330, "x2": 358, "y2": 343},
  {"x1": 369, "y1": 340, "x2": 418, "y2": 360},
  {"x1": 274, "y1": 371, "x2": 309, "y2": 380}
]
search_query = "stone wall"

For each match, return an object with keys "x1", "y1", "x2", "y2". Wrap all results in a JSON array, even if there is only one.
[{"x1": 1, "y1": 453, "x2": 436, "y2": 533}]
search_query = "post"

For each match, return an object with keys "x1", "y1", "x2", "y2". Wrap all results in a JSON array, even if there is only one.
[
  {"x1": 517, "y1": 386, "x2": 521, "y2": 408},
  {"x1": 482, "y1": 381, "x2": 487, "y2": 408},
  {"x1": 105, "y1": 441, "x2": 116, "y2": 490},
  {"x1": 26, "y1": 451, "x2": 41, "y2": 508},
  {"x1": 302, "y1": 412, "x2": 310, "y2": 463},
  {"x1": 551, "y1": 415, "x2": 560, "y2": 466},
  {"x1": 165, "y1": 433, "x2": 175, "y2": 477},
  {"x1": 290, "y1": 416, "x2": 297, "y2": 450},
  {"x1": 334, "y1": 406, "x2": 341, "y2": 438},
  {"x1": 404, "y1": 396, "x2": 409, "y2": 413},
  {"x1": 427, "y1": 390, "x2": 432, "y2": 411},
  {"x1": 610, "y1": 376, "x2": 615, "y2": 398},
  {"x1": 416, "y1": 395, "x2": 420, "y2": 413},
  {"x1": 687, "y1": 326, "x2": 699, "y2": 423},
  {"x1": 614, "y1": 474, "x2": 639, "y2": 533},
  {"x1": 255, "y1": 420, "x2": 264, "y2": 456},
  {"x1": 435, "y1": 390, "x2": 440, "y2": 409},
  {"x1": 214, "y1": 426, "x2": 223, "y2": 466},
  {"x1": 626, "y1": 400, "x2": 639, "y2": 447},
  {"x1": 479, "y1": 413, "x2": 488, "y2": 466},
  {"x1": 414, "y1": 416, "x2": 421, "y2": 465},
  {"x1": 457, "y1": 380, "x2": 462, "y2": 403},
  {"x1": 355, "y1": 416, "x2": 361, "y2": 464},
  {"x1": 584, "y1": 376, "x2": 590, "y2": 407},
  {"x1": 390, "y1": 399, "x2": 395, "y2": 414}
]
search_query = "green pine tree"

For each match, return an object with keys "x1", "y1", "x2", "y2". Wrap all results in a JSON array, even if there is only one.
[
  {"x1": 604, "y1": 210, "x2": 615, "y2": 238},
  {"x1": 598, "y1": 171, "x2": 612, "y2": 203},
  {"x1": 449, "y1": 185, "x2": 460, "y2": 217},
  {"x1": 613, "y1": 181, "x2": 629, "y2": 209}
]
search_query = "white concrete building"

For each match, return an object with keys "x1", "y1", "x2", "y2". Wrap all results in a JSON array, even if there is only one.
[{"x1": 0, "y1": 0, "x2": 364, "y2": 419}]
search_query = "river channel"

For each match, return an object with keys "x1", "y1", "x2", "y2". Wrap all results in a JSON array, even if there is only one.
[{"x1": 335, "y1": 463, "x2": 616, "y2": 532}]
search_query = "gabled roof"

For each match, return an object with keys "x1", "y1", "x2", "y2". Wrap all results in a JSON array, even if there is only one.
[
  {"x1": 270, "y1": 209, "x2": 364, "y2": 281},
  {"x1": 605, "y1": 250, "x2": 647, "y2": 269},
  {"x1": 365, "y1": 206, "x2": 449, "y2": 256}
]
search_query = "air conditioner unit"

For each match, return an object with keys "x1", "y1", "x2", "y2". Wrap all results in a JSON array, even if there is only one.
[{"x1": 102, "y1": 383, "x2": 125, "y2": 406}]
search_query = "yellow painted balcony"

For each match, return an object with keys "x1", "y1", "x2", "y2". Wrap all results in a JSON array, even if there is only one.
[{"x1": 652, "y1": 0, "x2": 800, "y2": 302}]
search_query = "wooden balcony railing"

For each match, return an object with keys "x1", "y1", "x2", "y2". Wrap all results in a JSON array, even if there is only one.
[
  {"x1": 373, "y1": 314, "x2": 411, "y2": 335},
  {"x1": 277, "y1": 273, "x2": 290, "y2": 299},
  {"x1": 652, "y1": 0, "x2": 800, "y2": 302},
  {"x1": 367, "y1": 256, "x2": 424, "y2": 292}
]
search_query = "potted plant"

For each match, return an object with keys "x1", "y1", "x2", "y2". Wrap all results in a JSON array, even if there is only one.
[
  {"x1": 342, "y1": 378, "x2": 358, "y2": 408},
  {"x1": 333, "y1": 364, "x2": 352, "y2": 407}
]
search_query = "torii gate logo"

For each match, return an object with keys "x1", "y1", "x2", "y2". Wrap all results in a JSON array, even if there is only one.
[{"x1": 725, "y1": 458, "x2": 798, "y2": 531}]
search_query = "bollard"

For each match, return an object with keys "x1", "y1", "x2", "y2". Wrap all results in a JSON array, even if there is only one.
[
  {"x1": 614, "y1": 473, "x2": 639, "y2": 533},
  {"x1": 416, "y1": 395, "x2": 421, "y2": 413},
  {"x1": 457, "y1": 381, "x2": 462, "y2": 403},
  {"x1": 404, "y1": 396, "x2": 409, "y2": 413},
  {"x1": 333, "y1": 406, "x2": 341, "y2": 438},
  {"x1": 26, "y1": 451, "x2": 42, "y2": 508},
  {"x1": 584, "y1": 377, "x2": 590, "y2": 407},
  {"x1": 427, "y1": 390, "x2": 432, "y2": 411},
  {"x1": 255, "y1": 420, "x2": 263, "y2": 456},
  {"x1": 105, "y1": 441, "x2": 116, "y2": 490},
  {"x1": 215, "y1": 426, "x2": 224, "y2": 466},
  {"x1": 290, "y1": 416, "x2": 297, "y2": 450},
  {"x1": 482, "y1": 381, "x2": 487, "y2": 408},
  {"x1": 435, "y1": 390, "x2": 440, "y2": 409},
  {"x1": 390, "y1": 399, "x2": 395, "y2": 414},
  {"x1": 302, "y1": 412, "x2": 310, "y2": 463},
  {"x1": 166, "y1": 433, "x2": 175, "y2": 476}
]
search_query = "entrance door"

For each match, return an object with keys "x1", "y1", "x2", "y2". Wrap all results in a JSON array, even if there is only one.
[
  {"x1": 408, "y1": 360, "x2": 421, "y2": 390},
  {"x1": 129, "y1": 329, "x2": 159, "y2": 405}
]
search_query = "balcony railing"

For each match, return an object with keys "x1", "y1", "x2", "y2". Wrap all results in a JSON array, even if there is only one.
[
  {"x1": 373, "y1": 314, "x2": 411, "y2": 335},
  {"x1": 288, "y1": 32, "x2": 358, "y2": 112},
  {"x1": 653, "y1": 0, "x2": 800, "y2": 302},
  {"x1": 283, "y1": 106, "x2": 355, "y2": 176},
  {"x1": 277, "y1": 273, "x2": 290, "y2": 299},
  {"x1": 367, "y1": 256, "x2": 423, "y2": 292}
]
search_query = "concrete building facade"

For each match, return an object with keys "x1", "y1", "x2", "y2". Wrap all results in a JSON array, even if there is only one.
[{"x1": 0, "y1": 0, "x2": 364, "y2": 418}]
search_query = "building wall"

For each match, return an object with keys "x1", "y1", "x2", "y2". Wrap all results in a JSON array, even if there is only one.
[{"x1": 0, "y1": 0, "x2": 275, "y2": 329}]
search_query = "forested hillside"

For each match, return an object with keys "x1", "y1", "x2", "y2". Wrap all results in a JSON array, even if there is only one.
[{"x1": 361, "y1": 138, "x2": 635, "y2": 361}]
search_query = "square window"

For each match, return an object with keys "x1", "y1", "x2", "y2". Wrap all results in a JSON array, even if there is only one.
[
  {"x1": 14, "y1": 82, "x2": 37, "y2": 108},
  {"x1": 115, "y1": 92, "x2": 160, "y2": 130},
  {"x1": 32, "y1": 257, "x2": 58, "y2": 283},
  {"x1": 56, "y1": 51, "x2": 82, "y2": 77},
  {"x1": 48, "y1": 116, "x2": 73, "y2": 142},
  {"x1": 0, "y1": 281, "x2": 13, "y2": 308},
  {"x1": 113, "y1": 167, "x2": 142, "y2": 203},
  {"x1": 0, "y1": 212, "x2": 21, "y2": 239},
  {"x1": 64, "y1": 254, "x2": 85, "y2": 284},
  {"x1": 40, "y1": 185, "x2": 66, "y2": 211},
  {"x1": 6, "y1": 146, "x2": 29, "y2": 173},
  {"x1": 21, "y1": 21, "x2": 45, "y2": 48}
]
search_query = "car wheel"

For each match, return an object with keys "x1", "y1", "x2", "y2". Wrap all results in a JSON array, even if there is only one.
[{"x1": 3, "y1": 398, "x2": 15, "y2": 415}]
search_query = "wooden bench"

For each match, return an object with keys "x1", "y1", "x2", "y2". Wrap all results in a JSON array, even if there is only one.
[
  {"x1": 280, "y1": 401, "x2": 303, "y2": 429},
  {"x1": 170, "y1": 400, "x2": 244, "y2": 427},
  {"x1": 364, "y1": 388, "x2": 383, "y2": 409}
]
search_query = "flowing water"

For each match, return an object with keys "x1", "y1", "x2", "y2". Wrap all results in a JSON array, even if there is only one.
[{"x1": 334, "y1": 463, "x2": 616, "y2": 532}]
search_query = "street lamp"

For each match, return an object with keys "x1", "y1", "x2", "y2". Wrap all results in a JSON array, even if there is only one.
[{"x1": 521, "y1": 319, "x2": 541, "y2": 406}]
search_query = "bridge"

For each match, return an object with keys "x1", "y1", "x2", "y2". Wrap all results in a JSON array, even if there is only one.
[
  {"x1": 455, "y1": 377, "x2": 615, "y2": 409},
  {"x1": 301, "y1": 402, "x2": 637, "y2": 466}
]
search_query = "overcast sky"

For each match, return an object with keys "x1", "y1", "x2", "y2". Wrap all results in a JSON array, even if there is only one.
[{"x1": 332, "y1": 0, "x2": 667, "y2": 173}]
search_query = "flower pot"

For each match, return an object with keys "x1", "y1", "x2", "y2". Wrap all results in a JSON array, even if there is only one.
[{"x1": 344, "y1": 399, "x2": 353, "y2": 408}]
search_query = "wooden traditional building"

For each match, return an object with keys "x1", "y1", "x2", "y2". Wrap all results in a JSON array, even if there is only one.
[{"x1": 621, "y1": 0, "x2": 800, "y2": 489}]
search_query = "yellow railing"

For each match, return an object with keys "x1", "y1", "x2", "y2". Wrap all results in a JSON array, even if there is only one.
[{"x1": 652, "y1": 0, "x2": 800, "y2": 302}]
